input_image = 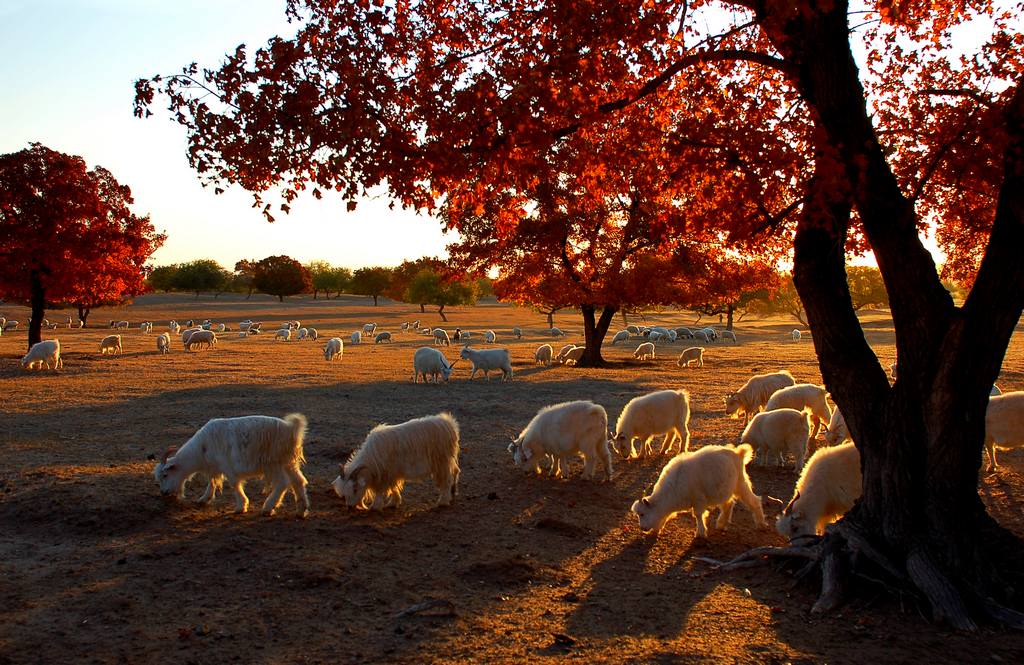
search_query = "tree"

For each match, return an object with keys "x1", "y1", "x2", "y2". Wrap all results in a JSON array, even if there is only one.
[
  {"x1": 846, "y1": 266, "x2": 890, "y2": 311},
  {"x1": 147, "y1": 264, "x2": 179, "y2": 293},
  {"x1": 691, "y1": 265, "x2": 782, "y2": 330},
  {"x1": 173, "y1": 259, "x2": 229, "y2": 299},
  {"x1": 307, "y1": 260, "x2": 350, "y2": 299},
  {"x1": 746, "y1": 276, "x2": 809, "y2": 326},
  {"x1": 327, "y1": 266, "x2": 352, "y2": 298},
  {"x1": 0, "y1": 143, "x2": 164, "y2": 346},
  {"x1": 253, "y1": 255, "x2": 311, "y2": 302},
  {"x1": 350, "y1": 267, "x2": 392, "y2": 306},
  {"x1": 405, "y1": 266, "x2": 478, "y2": 321},
  {"x1": 234, "y1": 259, "x2": 257, "y2": 298},
  {"x1": 137, "y1": 1, "x2": 1024, "y2": 626}
]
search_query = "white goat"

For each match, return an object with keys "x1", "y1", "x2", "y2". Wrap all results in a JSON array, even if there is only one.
[
  {"x1": 362, "y1": 323, "x2": 377, "y2": 337},
  {"x1": 513, "y1": 327, "x2": 523, "y2": 339},
  {"x1": 631, "y1": 444, "x2": 765, "y2": 538},
  {"x1": 275, "y1": 328, "x2": 291, "y2": 342},
  {"x1": 156, "y1": 332, "x2": 171, "y2": 354},
  {"x1": 508, "y1": 400, "x2": 613, "y2": 480},
  {"x1": 375, "y1": 331, "x2": 393, "y2": 344},
  {"x1": 459, "y1": 345, "x2": 513, "y2": 381},
  {"x1": 296, "y1": 327, "x2": 309, "y2": 341},
  {"x1": 676, "y1": 346, "x2": 704, "y2": 368},
  {"x1": 351, "y1": 331, "x2": 362, "y2": 344},
  {"x1": 549, "y1": 327, "x2": 566, "y2": 337},
  {"x1": 169, "y1": 321, "x2": 180, "y2": 335},
  {"x1": 792, "y1": 329, "x2": 802, "y2": 341},
  {"x1": 562, "y1": 346, "x2": 586, "y2": 366},
  {"x1": 612, "y1": 389, "x2": 691, "y2": 459},
  {"x1": 153, "y1": 414, "x2": 310, "y2": 517},
  {"x1": 741, "y1": 408, "x2": 812, "y2": 469},
  {"x1": 535, "y1": 344, "x2": 553, "y2": 366},
  {"x1": 721, "y1": 330, "x2": 737, "y2": 343},
  {"x1": 724, "y1": 370, "x2": 796, "y2": 424},
  {"x1": 100, "y1": 334, "x2": 122, "y2": 355},
  {"x1": 433, "y1": 328, "x2": 451, "y2": 346},
  {"x1": 764, "y1": 383, "x2": 832, "y2": 439},
  {"x1": 611, "y1": 330, "x2": 630, "y2": 345},
  {"x1": 21, "y1": 339, "x2": 62, "y2": 370},
  {"x1": 633, "y1": 341, "x2": 655, "y2": 360},
  {"x1": 985, "y1": 391, "x2": 1024, "y2": 472},
  {"x1": 185, "y1": 330, "x2": 217, "y2": 351},
  {"x1": 484, "y1": 330, "x2": 496, "y2": 343},
  {"x1": 412, "y1": 346, "x2": 457, "y2": 383},
  {"x1": 115, "y1": 320, "x2": 129, "y2": 330},
  {"x1": 776, "y1": 442, "x2": 861, "y2": 538},
  {"x1": 554, "y1": 343, "x2": 577, "y2": 364},
  {"x1": 307, "y1": 327, "x2": 318, "y2": 341},
  {"x1": 332, "y1": 413, "x2": 460, "y2": 510},
  {"x1": 324, "y1": 337, "x2": 344, "y2": 362},
  {"x1": 823, "y1": 408, "x2": 851, "y2": 446}
]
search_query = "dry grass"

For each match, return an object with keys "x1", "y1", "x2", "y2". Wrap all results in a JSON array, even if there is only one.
[{"x1": 2, "y1": 293, "x2": 1024, "y2": 664}]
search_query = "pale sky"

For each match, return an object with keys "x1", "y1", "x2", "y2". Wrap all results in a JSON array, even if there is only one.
[{"x1": 0, "y1": 0, "x2": 452, "y2": 270}]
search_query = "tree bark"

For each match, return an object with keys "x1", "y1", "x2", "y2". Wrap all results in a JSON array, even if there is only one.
[
  {"x1": 726, "y1": 304, "x2": 734, "y2": 331},
  {"x1": 372, "y1": 295, "x2": 378, "y2": 306},
  {"x1": 438, "y1": 305, "x2": 448, "y2": 322},
  {"x1": 420, "y1": 303, "x2": 426, "y2": 313},
  {"x1": 577, "y1": 304, "x2": 616, "y2": 366},
  {"x1": 278, "y1": 294, "x2": 284, "y2": 303},
  {"x1": 28, "y1": 269, "x2": 45, "y2": 349},
  {"x1": 546, "y1": 310, "x2": 554, "y2": 329},
  {"x1": 77, "y1": 306, "x2": 90, "y2": 326},
  {"x1": 313, "y1": 290, "x2": 318, "y2": 300}
]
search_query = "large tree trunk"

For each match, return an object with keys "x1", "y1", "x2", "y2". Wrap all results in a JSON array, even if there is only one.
[
  {"x1": 546, "y1": 310, "x2": 554, "y2": 329},
  {"x1": 767, "y1": 0, "x2": 1024, "y2": 627},
  {"x1": 577, "y1": 304, "x2": 616, "y2": 366},
  {"x1": 726, "y1": 304, "x2": 734, "y2": 331},
  {"x1": 437, "y1": 305, "x2": 448, "y2": 322},
  {"x1": 372, "y1": 295, "x2": 378, "y2": 306},
  {"x1": 77, "y1": 306, "x2": 89, "y2": 326},
  {"x1": 28, "y1": 269, "x2": 45, "y2": 349}
]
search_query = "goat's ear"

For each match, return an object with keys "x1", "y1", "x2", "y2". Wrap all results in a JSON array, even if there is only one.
[{"x1": 641, "y1": 497, "x2": 651, "y2": 507}]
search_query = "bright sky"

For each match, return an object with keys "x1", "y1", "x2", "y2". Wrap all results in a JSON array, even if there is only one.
[{"x1": 0, "y1": 0, "x2": 452, "y2": 270}]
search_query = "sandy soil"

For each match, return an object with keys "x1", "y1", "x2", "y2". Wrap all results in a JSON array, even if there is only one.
[{"x1": 2, "y1": 293, "x2": 1024, "y2": 664}]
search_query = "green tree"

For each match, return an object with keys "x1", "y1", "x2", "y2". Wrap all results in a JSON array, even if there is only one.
[
  {"x1": 147, "y1": 264, "x2": 179, "y2": 293},
  {"x1": 172, "y1": 259, "x2": 227, "y2": 299},
  {"x1": 350, "y1": 266, "x2": 392, "y2": 306},
  {"x1": 233, "y1": 259, "x2": 257, "y2": 299},
  {"x1": 307, "y1": 260, "x2": 333, "y2": 299},
  {"x1": 253, "y1": 255, "x2": 311, "y2": 302},
  {"x1": 846, "y1": 266, "x2": 889, "y2": 311},
  {"x1": 405, "y1": 267, "x2": 478, "y2": 322}
]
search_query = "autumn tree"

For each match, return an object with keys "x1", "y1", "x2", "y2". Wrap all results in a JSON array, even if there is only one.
[
  {"x1": 173, "y1": 259, "x2": 229, "y2": 299},
  {"x1": 0, "y1": 143, "x2": 163, "y2": 346},
  {"x1": 350, "y1": 267, "x2": 392, "y2": 306},
  {"x1": 137, "y1": 0, "x2": 1024, "y2": 626},
  {"x1": 846, "y1": 265, "x2": 889, "y2": 311},
  {"x1": 233, "y1": 259, "x2": 257, "y2": 298},
  {"x1": 253, "y1": 255, "x2": 311, "y2": 302},
  {"x1": 405, "y1": 266, "x2": 478, "y2": 321}
]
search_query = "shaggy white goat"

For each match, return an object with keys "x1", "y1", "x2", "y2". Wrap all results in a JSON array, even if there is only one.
[
  {"x1": 433, "y1": 328, "x2": 451, "y2": 346},
  {"x1": 692, "y1": 330, "x2": 710, "y2": 343},
  {"x1": 792, "y1": 329, "x2": 802, "y2": 341},
  {"x1": 562, "y1": 346, "x2": 586, "y2": 366},
  {"x1": 324, "y1": 337, "x2": 344, "y2": 362},
  {"x1": 375, "y1": 331, "x2": 393, "y2": 344},
  {"x1": 535, "y1": 344, "x2": 553, "y2": 366},
  {"x1": 307, "y1": 327, "x2": 318, "y2": 341},
  {"x1": 185, "y1": 330, "x2": 217, "y2": 351},
  {"x1": 823, "y1": 408, "x2": 851, "y2": 446},
  {"x1": 724, "y1": 370, "x2": 796, "y2": 424},
  {"x1": 984, "y1": 391, "x2": 1024, "y2": 472},
  {"x1": 156, "y1": 332, "x2": 171, "y2": 354},
  {"x1": 633, "y1": 341, "x2": 656, "y2": 360},
  {"x1": 332, "y1": 413, "x2": 460, "y2": 510},
  {"x1": 611, "y1": 330, "x2": 630, "y2": 345},
  {"x1": 459, "y1": 345, "x2": 513, "y2": 381},
  {"x1": 350, "y1": 331, "x2": 362, "y2": 344},
  {"x1": 508, "y1": 400, "x2": 613, "y2": 481},
  {"x1": 675, "y1": 327, "x2": 693, "y2": 339},
  {"x1": 411, "y1": 346, "x2": 457, "y2": 383},
  {"x1": 631, "y1": 444, "x2": 765, "y2": 538},
  {"x1": 484, "y1": 330, "x2": 496, "y2": 343},
  {"x1": 765, "y1": 383, "x2": 832, "y2": 439},
  {"x1": 100, "y1": 334, "x2": 122, "y2": 355},
  {"x1": 296, "y1": 327, "x2": 309, "y2": 341},
  {"x1": 776, "y1": 442, "x2": 861, "y2": 538},
  {"x1": 676, "y1": 346, "x2": 704, "y2": 368},
  {"x1": 741, "y1": 408, "x2": 812, "y2": 468},
  {"x1": 275, "y1": 328, "x2": 291, "y2": 342},
  {"x1": 153, "y1": 413, "x2": 310, "y2": 517},
  {"x1": 554, "y1": 343, "x2": 577, "y2": 364},
  {"x1": 21, "y1": 339, "x2": 62, "y2": 370},
  {"x1": 612, "y1": 389, "x2": 691, "y2": 459}
]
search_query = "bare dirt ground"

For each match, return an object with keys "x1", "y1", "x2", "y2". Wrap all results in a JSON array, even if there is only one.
[{"x1": 2, "y1": 293, "x2": 1024, "y2": 664}]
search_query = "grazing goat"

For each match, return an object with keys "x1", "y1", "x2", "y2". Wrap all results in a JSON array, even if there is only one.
[
  {"x1": 741, "y1": 408, "x2": 812, "y2": 469},
  {"x1": 100, "y1": 334, "x2": 122, "y2": 355},
  {"x1": 324, "y1": 337, "x2": 344, "y2": 362},
  {"x1": 508, "y1": 400, "x2": 612, "y2": 481},
  {"x1": 764, "y1": 383, "x2": 832, "y2": 440},
  {"x1": 777, "y1": 442, "x2": 861, "y2": 538},
  {"x1": 433, "y1": 328, "x2": 451, "y2": 346},
  {"x1": 459, "y1": 345, "x2": 513, "y2": 381},
  {"x1": 535, "y1": 344, "x2": 553, "y2": 366},
  {"x1": 611, "y1": 330, "x2": 630, "y2": 345},
  {"x1": 984, "y1": 391, "x2": 1024, "y2": 472},
  {"x1": 21, "y1": 339, "x2": 62, "y2": 370},
  {"x1": 411, "y1": 347, "x2": 456, "y2": 383},
  {"x1": 156, "y1": 332, "x2": 171, "y2": 354},
  {"x1": 676, "y1": 347, "x2": 704, "y2": 368},
  {"x1": 613, "y1": 389, "x2": 691, "y2": 459},
  {"x1": 724, "y1": 370, "x2": 796, "y2": 424},
  {"x1": 633, "y1": 341, "x2": 655, "y2": 360}
]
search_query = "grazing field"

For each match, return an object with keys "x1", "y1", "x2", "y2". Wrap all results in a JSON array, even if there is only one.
[{"x1": 2, "y1": 294, "x2": 1024, "y2": 664}]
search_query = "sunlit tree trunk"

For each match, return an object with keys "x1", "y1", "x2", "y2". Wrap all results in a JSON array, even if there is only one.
[{"x1": 578, "y1": 304, "x2": 616, "y2": 366}]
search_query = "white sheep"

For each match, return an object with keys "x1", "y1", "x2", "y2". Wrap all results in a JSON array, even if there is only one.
[
  {"x1": 508, "y1": 400, "x2": 613, "y2": 481},
  {"x1": 412, "y1": 346, "x2": 457, "y2": 383},
  {"x1": 156, "y1": 332, "x2": 171, "y2": 354},
  {"x1": 984, "y1": 391, "x2": 1024, "y2": 472},
  {"x1": 401, "y1": 322, "x2": 410, "y2": 331},
  {"x1": 375, "y1": 331, "x2": 393, "y2": 344},
  {"x1": 724, "y1": 370, "x2": 796, "y2": 424},
  {"x1": 741, "y1": 408, "x2": 812, "y2": 468},
  {"x1": 626, "y1": 325, "x2": 641, "y2": 335},
  {"x1": 296, "y1": 327, "x2": 309, "y2": 341},
  {"x1": 610, "y1": 330, "x2": 630, "y2": 345},
  {"x1": 3, "y1": 319, "x2": 18, "y2": 331},
  {"x1": 549, "y1": 327, "x2": 566, "y2": 337},
  {"x1": 484, "y1": 330, "x2": 496, "y2": 343},
  {"x1": 702, "y1": 327, "x2": 719, "y2": 342},
  {"x1": 764, "y1": 383, "x2": 832, "y2": 439},
  {"x1": 612, "y1": 389, "x2": 691, "y2": 459},
  {"x1": 362, "y1": 322, "x2": 377, "y2": 337},
  {"x1": 412, "y1": 319, "x2": 420, "y2": 329},
  {"x1": 631, "y1": 444, "x2": 765, "y2": 538},
  {"x1": 307, "y1": 327, "x2": 318, "y2": 341},
  {"x1": 332, "y1": 412, "x2": 460, "y2": 510},
  {"x1": 100, "y1": 334, "x2": 122, "y2": 355},
  {"x1": 776, "y1": 442, "x2": 861, "y2": 538},
  {"x1": 180, "y1": 328, "x2": 203, "y2": 347},
  {"x1": 139, "y1": 321, "x2": 151, "y2": 334},
  {"x1": 213, "y1": 323, "x2": 227, "y2": 333},
  {"x1": 460, "y1": 331, "x2": 473, "y2": 341},
  {"x1": 186, "y1": 330, "x2": 217, "y2": 351},
  {"x1": 169, "y1": 321, "x2": 180, "y2": 335},
  {"x1": 513, "y1": 327, "x2": 523, "y2": 339},
  {"x1": 888, "y1": 362, "x2": 898, "y2": 380},
  {"x1": 459, "y1": 345, "x2": 513, "y2": 381},
  {"x1": 324, "y1": 337, "x2": 344, "y2": 362},
  {"x1": 288, "y1": 320, "x2": 301, "y2": 330},
  {"x1": 675, "y1": 326, "x2": 693, "y2": 339},
  {"x1": 648, "y1": 331, "x2": 664, "y2": 343},
  {"x1": 115, "y1": 320, "x2": 129, "y2": 330},
  {"x1": 535, "y1": 344, "x2": 553, "y2": 366},
  {"x1": 433, "y1": 328, "x2": 451, "y2": 346},
  {"x1": 275, "y1": 328, "x2": 292, "y2": 342},
  {"x1": 153, "y1": 413, "x2": 310, "y2": 517},
  {"x1": 633, "y1": 341, "x2": 655, "y2": 360},
  {"x1": 562, "y1": 346, "x2": 586, "y2": 366},
  {"x1": 248, "y1": 322, "x2": 263, "y2": 335},
  {"x1": 351, "y1": 331, "x2": 362, "y2": 344},
  {"x1": 676, "y1": 346, "x2": 704, "y2": 368},
  {"x1": 792, "y1": 329, "x2": 802, "y2": 341},
  {"x1": 721, "y1": 330, "x2": 737, "y2": 343},
  {"x1": 21, "y1": 339, "x2": 62, "y2": 370},
  {"x1": 554, "y1": 343, "x2": 577, "y2": 364},
  {"x1": 692, "y1": 330, "x2": 710, "y2": 343},
  {"x1": 823, "y1": 408, "x2": 850, "y2": 446}
]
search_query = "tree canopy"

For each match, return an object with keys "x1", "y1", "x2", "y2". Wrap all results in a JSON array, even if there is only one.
[
  {"x1": 173, "y1": 259, "x2": 230, "y2": 299},
  {"x1": 253, "y1": 255, "x2": 311, "y2": 302},
  {"x1": 350, "y1": 266, "x2": 392, "y2": 306}
]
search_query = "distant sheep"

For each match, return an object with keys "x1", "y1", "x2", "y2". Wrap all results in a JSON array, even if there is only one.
[
  {"x1": 626, "y1": 325, "x2": 641, "y2": 335},
  {"x1": 433, "y1": 328, "x2": 451, "y2": 346},
  {"x1": 984, "y1": 391, "x2": 1024, "y2": 472},
  {"x1": 307, "y1": 327, "x2": 318, "y2": 341},
  {"x1": 212, "y1": 323, "x2": 226, "y2": 333},
  {"x1": 4, "y1": 320, "x2": 19, "y2": 331},
  {"x1": 692, "y1": 330, "x2": 710, "y2": 343},
  {"x1": 181, "y1": 328, "x2": 203, "y2": 348},
  {"x1": 631, "y1": 444, "x2": 765, "y2": 538},
  {"x1": 153, "y1": 413, "x2": 309, "y2": 517},
  {"x1": 889, "y1": 362, "x2": 897, "y2": 380},
  {"x1": 288, "y1": 320, "x2": 301, "y2": 330},
  {"x1": 513, "y1": 327, "x2": 523, "y2": 339},
  {"x1": 549, "y1": 327, "x2": 566, "y2": 337},
  {"x1": 460, "y1": 331, "x2": 473, "y2": 341},
  {"x1": 156, "y1": 332, "x2": 171, "y2": 354},
  {"x1": 169, "y1": 321, "x2": 180, "y2": 335},
  {"x1": 100, "y1": 334, "x2": 122, "y2": 355},
  {"x1": 484, "y1": 330, "x2": 496, "y2": 343},
  {"x1": 508, "y1": 400, "x2": 612, "y2": 481},
  {"x1": 554, "y1": 343, "x2": 577, "y2": 364},
  {"x1": 332, "y1": 413, "x2": 460, "y2": 510},
  {"x1": 741, "y1": 408, "x2": 812, "y2": 469},
  {"x1": 792, "y1": 329, "x2": 802, "y2": 341},
  {"x1": 777, "y1": 442, "x2": 861, "y2": 538},
  {"x1": 21, "y1": 339, "x2": 62, "y2": 370},
  {"x1": 275, "y1": 328, "x2": 291, "y2": 342},
  {"x1": 823, "y1": 408, "x2": 850, "y2": 446},
  {"x1": 350, "y1": 331, "x2": 362, "y2": 344},
  {"x1": 535, "y1": 344, "x2": 553, "y2": 366},
  {"x1": 676, "y1": 347, "x2": 704, "y2": 368},
  {"x1": 674, "y1": 326, "x2": 693, "y2": 339},
  {"x1": 721, "y1": 330, "x2": 737, "y2": 343},
  {"x1": 459, "y1": 345, "x2": 513, "y2": 381},
  {"x1": 401, "y1": 322, "x2": 410, "y2": 331},
  {"x1": 412, "y1": 346, "x2": 456, "y2": 383},
  {"x1": 611, "y1": 330, "x2": 630, "y2": 345},
  {"x1": 374, "y1": 331, "x2": 393, "y2": 344},
  {"x1": 324, "y1": 337, "x2": 344, "y2": 362},
  {"x1": 725, "y1": 370, "x2": 796, "y2": 424},
  {"x1": 362, "y1": 323, "x2": 377, "y2": 337},
  {"x1": 765, "y1": 383, "x2": 832, "y2": 439},
  {"x1": 115, "y1": 320, "x2": 129, "y2": 330},
  {"x1": 613, "y1": 389, "x2": 691, "y2": 459},
  {"x1": 562, "y1": 346, "x2": 585, "y2": 366},
  {"x1": 185, "y1": 330, "x2": 217, "y2": 351},
  {"x1": 633, "y1": 341, "x2": 655, "y2": 360},
  {"x1": 296, "y1": 327, "x2": 309, "y2": 341}
]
